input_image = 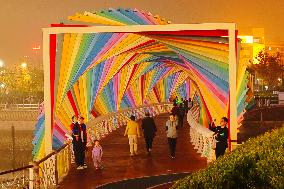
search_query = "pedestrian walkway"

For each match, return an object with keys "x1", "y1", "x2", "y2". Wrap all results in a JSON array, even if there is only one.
[{"x1": 58, "y1": 114, "x2": 207, "y2": 189}]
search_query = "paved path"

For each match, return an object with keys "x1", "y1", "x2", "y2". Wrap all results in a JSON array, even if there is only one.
[{"x1": 58, "y1": 114, "x2": 207, "y2": 189}]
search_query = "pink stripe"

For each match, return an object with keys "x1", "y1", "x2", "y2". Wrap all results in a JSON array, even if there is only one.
[
  {"x1": 133, "y1": 9, "x2": 153, "y2": 25},
  {"x1": 181, "y1": 56, "x2": 228, "y2": 104}
]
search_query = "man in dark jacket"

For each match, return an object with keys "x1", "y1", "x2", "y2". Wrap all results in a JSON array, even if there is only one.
[
  {"x1": 177, "y1": 103, "x2": 186, "y2": 128},
  {"x1": 141, "y1": 112, "x2": 157, "y2": 154},
  {"x1": 72, "y1": 116, "x2": 87, "y2": 169},
  {"x1": 212, "y1": 117, "x2": 229, "y2": 158},
  {"x1": 171, "y1": 102, "x2": 179, "y2": 116}
]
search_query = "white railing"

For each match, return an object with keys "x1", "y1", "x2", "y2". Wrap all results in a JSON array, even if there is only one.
[
  {"x1": 87, "y1": 102, "x2": 173, "y2": 142},
  {"x1": 0, "y1": 142, "x2": 71, "y2": 189},
  {"x1": 0, "y1": 102, "x2": 173, "y2": 188},
  {"x1": 187, "y1": 108, "x2": 215, "y2": 162}
]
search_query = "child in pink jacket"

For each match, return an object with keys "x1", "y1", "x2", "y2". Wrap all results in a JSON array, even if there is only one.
[{"x1": 92, "y1": 140, "x2": 103, "y2": 170}]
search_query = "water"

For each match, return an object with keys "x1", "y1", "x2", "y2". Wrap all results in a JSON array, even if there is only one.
[{"x1": 0, "y1": 122, "x2": 34, "y2": 172}]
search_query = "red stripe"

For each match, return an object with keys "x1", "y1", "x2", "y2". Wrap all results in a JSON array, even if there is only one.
[
  {"x1": 67, "y1": 91, "x2": 79, "y2": 116},
  {"x1": 51, "y1": 24, "x2": 88, "y2": 27},
  {"x1": 123, "y1": 40, "x2": 156, "y2": 53},
  {"x1": 125, "y1": 64, "x2": 138, "y2": 90},
  {"x1": 153, "y1": 87, "x2": 160, "y2": 103},
  {"x1": 49, "y1": 34, "x2": 56, "y2": 131},
  {"x1": 137, "y1": 30, "x2": 228, "y2": 37},
  {"x1": 141, "y1": 75, "x2": 145, "y2": 102},
  {"x1": 91, "y1": 110, "x2": 98, "y2": 117},
  {"x1": 54, "y1": 123, "x2": 66, "y2": 138},
  {"x1": 116, "y1": 53, "x2": 138, "y2": 73}
]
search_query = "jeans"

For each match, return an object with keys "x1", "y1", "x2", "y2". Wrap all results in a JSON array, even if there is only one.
[
  {"x1": 168, "y1": 137, "x2": 177, "y2": 157},
  {"x1": 215, "y1": 142, "x2": 227, "y2": 158},
  {"x1": 145, "y1": 137, "x2": 153, "y2": 151}
]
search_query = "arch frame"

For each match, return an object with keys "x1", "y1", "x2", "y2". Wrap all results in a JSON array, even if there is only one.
[{"x1": 42, "y1": 23, "x2": 237, "y2": 154}]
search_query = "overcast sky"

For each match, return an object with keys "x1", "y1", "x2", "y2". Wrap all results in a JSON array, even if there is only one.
[{"x1": 0, "y1": 0, "x2": 283, "y2": 66}]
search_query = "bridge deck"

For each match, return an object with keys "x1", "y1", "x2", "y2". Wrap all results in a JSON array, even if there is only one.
[{"x1": 58, "y1": 114, "x2": 207, "y2": 189}]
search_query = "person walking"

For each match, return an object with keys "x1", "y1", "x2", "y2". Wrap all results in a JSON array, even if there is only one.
[
  {"x1": 212, "y1": 117, "x2": 229, "y2": 158},
  {"x1": 92, "y1": 140, "x2": 103, "y2": 170},
  {"x1": 171, "y1": 102, "x2": 179, "y2": 116},
  {"x1": 78, "y1": 116, "x2": 87, "y2": 168},
  {"x1": 183, "y1": 99, "x2": 189, "y2": 113},
  {"x1": 72, "y1": 116, "x2": 87, "y2": 169},
  {"x1": 177, "y1": 103, "x2": 185, "y2": 128},
  {"x1": 141, "y1": 112, "x2": 157, "y2": 154},
  {"x1": 166, "y1": 114, "x2": 178, "y2": 159},
  {"x1": 124, "y1": 115, "x2": 140, "y2": 156}
]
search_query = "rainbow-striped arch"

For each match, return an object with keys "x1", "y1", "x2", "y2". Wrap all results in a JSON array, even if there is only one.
[{"x1": 33, "y1": 8, "x2": 248, "y2": 160}]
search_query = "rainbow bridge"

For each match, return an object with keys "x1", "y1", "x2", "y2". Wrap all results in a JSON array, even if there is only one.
[{"x1": 0, "y1": 8, "x2": 249, "y2": 188}]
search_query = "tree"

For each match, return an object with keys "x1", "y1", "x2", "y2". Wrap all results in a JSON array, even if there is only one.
[
  {"x1": 248, "y1": 50, "x2": 284, "y2": 89},
  {"x1": 0, "y1": 66, "x2": 44, "y2": 104}
]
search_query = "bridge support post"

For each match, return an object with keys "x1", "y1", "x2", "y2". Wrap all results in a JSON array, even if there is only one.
[
  {"x1": 29, "y1": 162, "x2": 40, "y2": 189},
  {"x1": 43, "y1": 29, "x2": 53, "y2": 155},
  {"x1": 228, "y1": 25, "x2": 238, "y2": 150}
]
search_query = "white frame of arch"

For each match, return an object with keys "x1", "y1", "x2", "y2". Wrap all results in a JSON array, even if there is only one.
[{"x1": 42, "y1": 23, "x2": 237, "y2": 154}]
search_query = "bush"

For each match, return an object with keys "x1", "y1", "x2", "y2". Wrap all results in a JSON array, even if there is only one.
[{"x1": 171, "y1": 126, "x2": 284, "y2": 189}]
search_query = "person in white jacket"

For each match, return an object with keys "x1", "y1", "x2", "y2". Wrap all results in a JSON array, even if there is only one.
[{"x1": 166, "y1": 113, "x2": 178, "y2": 159}]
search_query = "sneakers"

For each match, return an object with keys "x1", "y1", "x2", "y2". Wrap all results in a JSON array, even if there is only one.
[
  {"x1": 171, "y1": 156, "x2": 175, "y2": 159},
  {"x1": 77, "y1": 166, "x2": 84, "y2": 170},
  {"x1": 77, "y1": 164, "x2": 87, "y2": 170},
  {"x1": 130, "y1": 153, "x2": 134, "y2": 157}
]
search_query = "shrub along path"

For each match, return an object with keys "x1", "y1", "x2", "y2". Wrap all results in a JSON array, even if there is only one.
[
  {"x1": 172, "y1": 126, "x2": 284, "y2": 188},
  {"x1": 58, "y1": 114, "x2": 207, "y2": 189}
]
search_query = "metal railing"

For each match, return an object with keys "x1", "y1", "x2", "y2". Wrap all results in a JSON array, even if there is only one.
[
  {"x1": 0, "y1": 102, "x2": 173, "y2": 188},
  {"x1": 0, "y1": 143, "x2": 71, "y2": 189},
  {"x1": 87, "y1": 102, "x2": 173, "y2": 141},
  {"x1": 187, "y1": 106, "x2": 215, "y2": 162}
]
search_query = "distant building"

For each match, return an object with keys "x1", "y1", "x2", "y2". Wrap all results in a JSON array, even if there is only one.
[{"x1": 238, "y1": 28, "x2": 265, "y2": 65}]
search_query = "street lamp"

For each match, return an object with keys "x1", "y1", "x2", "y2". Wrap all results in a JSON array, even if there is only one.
[
  {"x1": 0, "y1": 59, "x2": 4, "y2": 68},
  {"x1": 21, "y1": 62, "x2": 27, "y2": 69}
]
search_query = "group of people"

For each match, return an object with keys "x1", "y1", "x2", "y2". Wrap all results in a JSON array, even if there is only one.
[
  {"x1": 123, "y1": 97, "x2": 192, "y2": 159},
  {"x1": 70, "y1": 115, "x2": 103, "y2": 170},
  {"x1": 123, "y1": 112, "x2": 180, "y2": 159},
  {"x1": 70, "y1": 98, "x2": 228, "y2": 170},
  {"x1": 70, "y1": 115, "x2": 88, "y2": 170}
]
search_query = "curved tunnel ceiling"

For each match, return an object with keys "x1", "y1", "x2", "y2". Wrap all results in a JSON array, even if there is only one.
[{"x1": 33, "y1": 8, "x2": 251, "y2": 156}]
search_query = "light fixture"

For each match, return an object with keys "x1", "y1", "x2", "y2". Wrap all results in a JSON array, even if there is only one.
[
  {"x1": 21, "y1": 62, "x2": 27, "y2": 68},
  {"x1": 0, "y1": 59, "x2": 4, "y2": 67}
]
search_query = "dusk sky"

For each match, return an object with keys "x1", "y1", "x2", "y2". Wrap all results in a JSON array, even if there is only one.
[{"x1": 0, "y1": 0, "x2": 283, "y2": 66}]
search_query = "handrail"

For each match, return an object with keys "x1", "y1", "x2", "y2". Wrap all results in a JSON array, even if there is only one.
[
  {"x1": 0, "y1": 165, "x2": 33, "y2": 176},
  {"x1": 89, "y1": 102, "x2": 173, "y2": 123},
  {"x1": 187, "y1": 109, "x2": 215, "y2": 162},
  {"x1": 0, "y1": 102, "x2": 173, "y2": 188},
  {"x1": 87, "y1": 102, "x2": 173, "y2": 141}
]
